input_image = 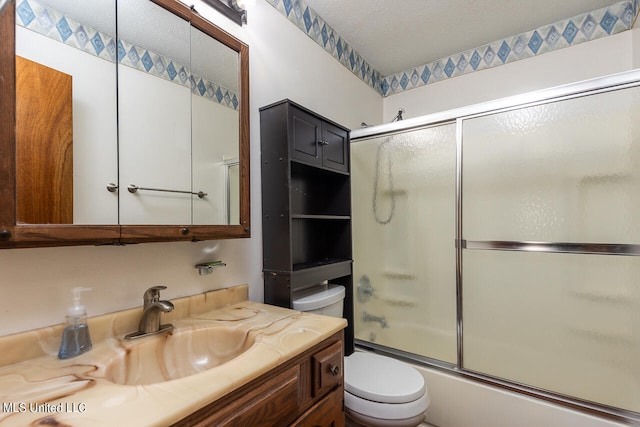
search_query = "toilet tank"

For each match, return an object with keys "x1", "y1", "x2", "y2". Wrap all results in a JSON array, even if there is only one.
[{"x1": 292, "y1": 284, "x2": 345, "y2": 317}]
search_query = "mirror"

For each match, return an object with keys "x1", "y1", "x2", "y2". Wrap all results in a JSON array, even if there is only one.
[
  {"x1": 0, "y1": 0, "x2": 250, "y2": 248},
  {"x1": 191, "y1": 24, "x2": 241, "y2": 226},
  {"x1": 15, "y1": 0, "x2": 119, "y2": 225},
  {"x1": 117, "y1": 0, "x2": 193, "y2": 225}
]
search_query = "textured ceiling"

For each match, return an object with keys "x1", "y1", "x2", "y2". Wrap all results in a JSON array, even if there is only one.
[{"x1": 303, "y1": 0, "x2": 624, "y2": 76}]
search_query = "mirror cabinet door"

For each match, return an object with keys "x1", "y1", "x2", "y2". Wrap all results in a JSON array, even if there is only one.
[
  {"x1": 191, "y1": 24, "x2": 240, "y2": 225},
  {"x1": 15, "y1": 0, "x2": 119, "y2": 225},
  {"x1": 117, "y1": 0, "x2": 192, "y2": 225}
]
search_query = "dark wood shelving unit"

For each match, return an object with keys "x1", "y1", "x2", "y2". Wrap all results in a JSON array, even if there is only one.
[{"x1": 260, "y1": 99, "x2": 354, "y2": 354}]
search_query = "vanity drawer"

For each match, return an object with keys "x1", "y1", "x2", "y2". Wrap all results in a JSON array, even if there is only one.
[
  {"x1": 312, "y1": 340, "x2": 343, "y2": 397},
  {"x1": 180, "y1": 365, "x2": 301, "y2": 427}
]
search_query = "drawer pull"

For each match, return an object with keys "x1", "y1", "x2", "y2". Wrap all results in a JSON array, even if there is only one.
[{"x1": 330, "y1": 365, "x2": 340, "y2": 376}]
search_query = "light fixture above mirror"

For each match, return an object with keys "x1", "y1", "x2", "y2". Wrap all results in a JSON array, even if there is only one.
[{"x1": 201, "y1": 0, "x2": 247, "y2": 26}]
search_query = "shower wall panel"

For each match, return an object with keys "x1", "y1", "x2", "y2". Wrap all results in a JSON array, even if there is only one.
[{"x1": 351, "y1": 124, "x2": 457, "y2": 363}]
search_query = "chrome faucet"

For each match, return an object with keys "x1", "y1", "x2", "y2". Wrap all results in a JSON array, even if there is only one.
[
  {"x1": 362, "y1": 311, "x2": 388, "y2": 329},
  {"x1": 125, "y1": 286, "x2": 174, "y2": 340}
]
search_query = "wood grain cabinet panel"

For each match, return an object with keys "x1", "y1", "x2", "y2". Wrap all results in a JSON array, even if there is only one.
[
  {"x1": 191, "y1": 366, "x2": 301, "y2": 427},
  {"x1": 15, "y1": 56, "x2": 73, "y2": 224},
  {"x1": 173, "y1": 331, "x2": 345, "y2": 427},
  {"x1": 292, "y1": 386, "x2": 345, "y2": 427},
  {"x1": 312, "y1": 340, "x2": 343, "y2": 398}
]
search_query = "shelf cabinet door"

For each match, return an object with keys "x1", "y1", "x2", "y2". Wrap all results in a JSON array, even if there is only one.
[
  {"x1": 289, "y1": 105, "x2": 349, "y2": 173},
  {"x1": 291, "y1": 106, "x2": 323, "y2": 166},
  {"x1": 321, "y1": 122, "x2": 349, "y2": 173}
]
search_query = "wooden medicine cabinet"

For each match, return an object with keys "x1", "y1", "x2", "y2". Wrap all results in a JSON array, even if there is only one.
[{"x1": 0, "y1": 0, "x2": 250, "y2": 248}]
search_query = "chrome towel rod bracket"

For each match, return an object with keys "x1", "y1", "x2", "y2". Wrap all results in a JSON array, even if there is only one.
[{"x1": 128, "y1": 184, "x2": 208, "y2": 199}]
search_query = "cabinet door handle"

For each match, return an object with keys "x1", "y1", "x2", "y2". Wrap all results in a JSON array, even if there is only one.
[
  {"x1": 330, "y1": 365, "x2": 340, "y2": 376},
  {"x1": 318, "y1": 140, "x2": 329, "y2": 146}
]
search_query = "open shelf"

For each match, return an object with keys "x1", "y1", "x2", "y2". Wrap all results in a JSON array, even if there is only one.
[
  {"x1": 292, "y1": 219, "x2": 351, "y2": 267},
  {"x1": 291, "y1": 162, "x2": 350, "y2": 217},
  {"x1": 293, "y1": 258, "x2": 352, "y2": 271},
  {"x1": 265, "y1": 259, "x2": 353, "y2": 291}
]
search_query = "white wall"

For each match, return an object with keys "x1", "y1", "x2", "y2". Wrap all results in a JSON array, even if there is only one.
[
  {"x1": 383, "y1": 28, "x2": 639, "y2": 122},
  {"x1": 239, "y1": 0, "x2": 382, "y2": 130},
  {"x1": 1, "y1": 0, "x2": 382, "y2": 337}
]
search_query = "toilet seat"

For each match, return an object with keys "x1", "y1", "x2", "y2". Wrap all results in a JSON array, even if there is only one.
[
  {"x1": 344, "y1": 352, "x2": 430, "y2": 422},
  {"x1": 345, "y1": 352, "x2": 426, "y2": 403}
]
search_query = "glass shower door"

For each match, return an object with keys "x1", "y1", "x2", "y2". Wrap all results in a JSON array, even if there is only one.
[
  {"x1": 351, "y1": 74, "x2": 640, "y2": 420},
  {"x1": 351, "y1": 123, "x2": 458, "y2": 363},
  {"x1": 461, "y1": 86, "x2": 640, "y2": 412}
]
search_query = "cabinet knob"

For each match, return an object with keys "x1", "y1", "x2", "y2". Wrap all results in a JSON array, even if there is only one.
[
  {"x1": 318, "y1": 140, "x2": 329, "y2": 146},
  {"x1": 330, "y1": 364, "x2": 340, "y2": 376}
]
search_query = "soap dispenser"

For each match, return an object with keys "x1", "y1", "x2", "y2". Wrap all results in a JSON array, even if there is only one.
[{"x1": 58, "y1": 287, "x2": 93, "y2": 359}]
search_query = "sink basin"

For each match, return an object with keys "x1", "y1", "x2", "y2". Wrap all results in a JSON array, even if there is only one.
[{"x1": 102, "y1": 326, "x2": 256, "y2": 385}]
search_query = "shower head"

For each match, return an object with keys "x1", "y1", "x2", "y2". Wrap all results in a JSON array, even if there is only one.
[{"x1": 391, "y1": 108, "x2": 405, "y2": 122}]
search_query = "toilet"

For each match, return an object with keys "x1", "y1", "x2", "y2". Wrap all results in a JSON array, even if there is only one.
[{"x1": 292, "y1": 284, "x2": 430, "y2": 427}]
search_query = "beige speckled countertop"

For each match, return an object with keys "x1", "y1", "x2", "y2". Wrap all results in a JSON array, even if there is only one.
[{"x1": 0, "y1": 285, "x2": 347, "y2": 426}]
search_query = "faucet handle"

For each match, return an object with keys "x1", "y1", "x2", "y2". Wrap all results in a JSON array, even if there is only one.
[{"x1": 143, "y1": 285, "x2": 167, "y2": 306}]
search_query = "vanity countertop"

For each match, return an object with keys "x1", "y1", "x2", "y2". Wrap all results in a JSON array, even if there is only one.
[{"x1": 0, "y1": 285, "x2": 347, "y2": 426}]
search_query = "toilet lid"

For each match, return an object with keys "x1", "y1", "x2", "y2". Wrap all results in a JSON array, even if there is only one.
[{"x1": 344, "y1": 352, "x2": 426, "y2": 404}]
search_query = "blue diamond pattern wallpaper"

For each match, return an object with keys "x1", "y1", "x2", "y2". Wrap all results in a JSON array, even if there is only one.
[{"x1": 265, "y1": 0, "x2": 640, "y2": 97}]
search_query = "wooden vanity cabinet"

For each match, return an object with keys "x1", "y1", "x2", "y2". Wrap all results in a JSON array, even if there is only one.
[{"x1": 172, "y1": 331, "x2": 345, "y2": 427}]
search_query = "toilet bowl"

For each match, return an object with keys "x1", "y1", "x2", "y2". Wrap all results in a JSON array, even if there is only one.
[
  {"x1": 292, "y1": 284, "x2": 430, "y2": 427},
  {"x1": 344, "y1": 351, "x2": 429, "y2": 427}
]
